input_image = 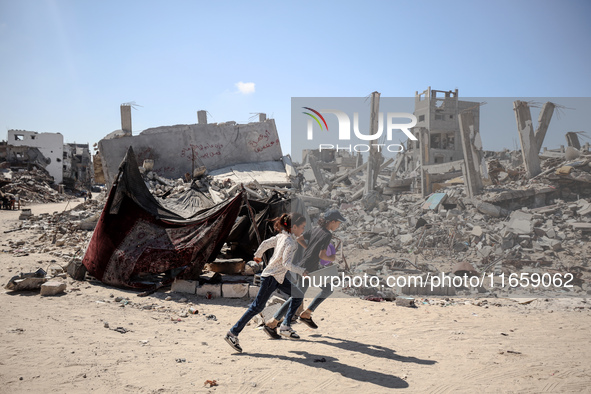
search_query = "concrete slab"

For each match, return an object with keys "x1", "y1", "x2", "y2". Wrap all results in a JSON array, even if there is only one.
[
  {"x1": 196, "y1": 284, "x2": 222, "y2": 298},
  {"x1": 171, "y1": 279, "x2": 197, "y2": 295},
  {"x1": 222, "y1": 283, "x2": 249, "y2": 298},
  {"x1": 209, "y1": 160, "x2": 290, "y2": 186},
  {"x1": 507, "y1": 211, "x2": 533, "y2": 235},
  {"x1": 40, "y1": 281, "x2": 67, "y2": 296}
]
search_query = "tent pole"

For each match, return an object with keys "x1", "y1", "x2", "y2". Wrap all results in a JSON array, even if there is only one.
[{"x1": 242, "y1": 185, "x2": 268, "y2": 267}]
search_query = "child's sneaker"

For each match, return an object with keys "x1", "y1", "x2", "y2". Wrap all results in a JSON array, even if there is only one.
[
  {"x1": 263, "y1": 325, "x2": 281, "y2": 339},
  {"x1": 224, "y1": 331, "x2": 243, "y2": 352},
  {"x1": 299, "y1": 316, "x2": 318, "y2": 329},
  {"x1": 279, "y1": 326, "x2": 300, "y2": 340}
]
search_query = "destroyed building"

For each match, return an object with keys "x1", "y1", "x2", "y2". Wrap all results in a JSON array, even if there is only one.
[
  {"x1": 96, "y1": 107, "x2": 290, "y2": 190},
  {"x1": 6, "y1": 130, "x2": 64, "y2": 184},
  {"x1": 62, "y1": 143, "x2": 92, "y2": 188},
  {"x1": 393, "y1": 87, "x2": 480, "y2": 174},
  {"x1": 301, "y1": 149, "x2": 362, "y2": 175}
]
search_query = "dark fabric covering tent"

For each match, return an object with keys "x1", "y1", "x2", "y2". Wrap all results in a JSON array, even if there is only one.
[
  {"x1": 82, "y1": 147, "x2": 243, "y2": 289},
  {"x1": 225, "y1": 193, "x2": 310, "y2": 265}
]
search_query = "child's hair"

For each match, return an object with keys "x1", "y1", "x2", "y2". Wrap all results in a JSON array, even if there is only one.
[
  {"x1": 272, "y1": 212, "x2": 306, "y2": 233},
  {"x1": 316, "y1": 217, "x2": 329, "y2": 229}
]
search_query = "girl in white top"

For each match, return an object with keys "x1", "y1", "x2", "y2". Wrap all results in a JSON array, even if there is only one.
[{"x1": 225, "y1": 213, "x2": 309, "y2": 353}]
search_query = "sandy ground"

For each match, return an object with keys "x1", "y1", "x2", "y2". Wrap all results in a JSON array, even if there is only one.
[{"x1": 1, "y1": 201, "x2": 591, "y2": 393}]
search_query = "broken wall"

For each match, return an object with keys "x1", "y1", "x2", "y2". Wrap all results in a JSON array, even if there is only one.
[{"x1": 98, "y1": 119, "x2": 283, "y2": 186}]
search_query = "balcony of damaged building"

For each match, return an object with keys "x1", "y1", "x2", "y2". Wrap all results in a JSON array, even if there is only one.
[{"x1": 82, "y1": 108, "x2": 309, "y2": 295}]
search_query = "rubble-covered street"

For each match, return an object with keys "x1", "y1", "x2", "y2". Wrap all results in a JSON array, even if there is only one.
[
  {"x1": 2, "y1": 200, "x2": 591, "y2": 393},
  {"x1": 2, "y1": 1, "x2": 591, "y2": 391}
]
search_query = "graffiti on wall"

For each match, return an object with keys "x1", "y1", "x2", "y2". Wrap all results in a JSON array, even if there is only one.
[{"x1": 248, "y1": 130, "x2": 279, "y2": 154}]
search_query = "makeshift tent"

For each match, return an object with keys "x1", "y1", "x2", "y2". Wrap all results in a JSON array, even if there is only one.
[
  {"x1": 82, "y1": 147, "x2": 243, "y2": 289},
  {"x1": 225, "y1": 194, "x2": 310, "y2": 264}
]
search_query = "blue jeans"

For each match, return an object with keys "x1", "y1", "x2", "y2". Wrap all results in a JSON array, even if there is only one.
[
  {"x1": 273, "y1": 275, "x2": 334, "y2": 321},
  {"x1": 230, "y1": 275, "x2": 304, "y2": 336}
]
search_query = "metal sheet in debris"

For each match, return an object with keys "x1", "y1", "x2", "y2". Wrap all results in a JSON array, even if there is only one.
[{"x1": 422, "y1": 193, "x2": 447, "y2": 210}]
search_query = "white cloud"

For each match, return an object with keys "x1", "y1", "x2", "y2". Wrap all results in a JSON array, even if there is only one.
[{"x1": 235, "y1": 81, "x2": 255, "y2": 95}]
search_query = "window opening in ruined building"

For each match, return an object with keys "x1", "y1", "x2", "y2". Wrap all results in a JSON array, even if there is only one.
[
  {"x1": 449, "y1": 115, "x2": 454, "y2": 119},
  {"x1": 15, "y1": 134, "x2": 24, "y2": 141},
  {"x1": 31, "y1": 136, "x2": 36, "y2": 140},
  {"x1": 435, "y1": 114, "x2": 443, "y2": 120},
  {"x1": 430, "y1": 133, "x2": 442, "y2": 149},
  {"x1": 418, "y1": 115, "x2": 425, "y2": 122},
  {"x1": 434, "y1": 155, "x2": 444, "y2": 164},
  {"x1": 435, "y1": 99, "x2": 445, "y2": 108},
  {"x1": 441, "y1": 133, "x2": 455, "y2": 150},
  {"x1": 430, "y1": 132, "x2": 455, "y2": 150},
  {"x1": 56, "y1": 158, "x2": 61, "y2": 162}
]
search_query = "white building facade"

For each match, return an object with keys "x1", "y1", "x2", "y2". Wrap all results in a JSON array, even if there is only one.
[{"x1": 7, "y1": 130, "x2": 64, "y2": 184}]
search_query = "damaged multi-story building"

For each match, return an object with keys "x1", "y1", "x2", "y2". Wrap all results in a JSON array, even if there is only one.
[
  {"x1": 5, "y1": 129, "x2": 64, "y2": 184},
  {"x1": 3, "y1": 130, "x2": 93, "y2": 187},
  {"x1": 62, "y1": 143, "x2": 93, "y2": 188},
  {"x1": 386, "y1": 87, "x2": 484, "y2": 196},
  {"x1": 394, "y1": 87, "x2": 480, "y2": 174}
]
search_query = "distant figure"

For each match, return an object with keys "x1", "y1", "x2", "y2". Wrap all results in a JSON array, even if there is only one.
[
  {"x1": 7, "y1": 193, "x2": 16, "y2": 210},
  {"x1": 0, "y1": 192, "x2": 9, "y2": 210},
  {"x1": 83, "y1": 191, "x2": 87, "y2": 202},
  {"x1": 15, "y1": 194, "x2": 20, "y2": 210},
  {"x1": 88, "y1": 190, "x2": 92, "y2": 200}
]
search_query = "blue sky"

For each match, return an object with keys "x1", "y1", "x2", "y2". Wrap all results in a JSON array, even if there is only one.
[{"x1": 1, "y1": 0, "x2": 590, "y2": 158}]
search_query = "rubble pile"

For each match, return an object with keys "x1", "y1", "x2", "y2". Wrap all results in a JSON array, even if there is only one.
[
  {"x1": 293, "y1": 149, "x2": 591, "y2": 298},
  {"x1": 2, "y1": 198, "x2": 104, "y2": 263},
  {"x1": 140, "y1": 167, "x2": 259, "y2": 205},
  {"x1": 0, "y1": 168, "x2": 71, "y2": 204},
  {"x1": 6, "y1": 144, "x2": 591, "y2": 299}
]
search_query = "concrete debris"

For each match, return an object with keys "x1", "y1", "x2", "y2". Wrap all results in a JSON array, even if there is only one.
[
  {"x1": 2, "y1": 198, "x2": 103, "y2": 263},
  {"x1": 0, "y1": 168, "x2": 72, "y2": 205},
  {"x1": 292, "y1": 139, "x2": 591, "y2": 299},
  {"x1": 3, "y1": 98, "x2": 591, "y2": 303},
  {"x1": 40, "y1": 280, "x2": 67, "y2": 296}
]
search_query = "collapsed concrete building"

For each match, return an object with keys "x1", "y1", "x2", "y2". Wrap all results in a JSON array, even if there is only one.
[
  {"x1": 96, "y1": 107, "x2": 292, "y2": 190},
  {"x1": 395, "y1": 88, "x2": 480, "y2": 171},
  {"x1": 383, "y1": 88, "x2": 485, "y2": 197},
  {"x1": 6, "y1": 130, "x2": 64, "y2": 184},
  {"x1": 3, "y1": 130, "x2": 93, "y2": 189},
  {"x1": 62, "y1": 143, "x2": 93, "y2": 188}
]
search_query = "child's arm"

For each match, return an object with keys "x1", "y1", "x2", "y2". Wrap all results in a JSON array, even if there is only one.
[
  {"x1": 253, "y1": 235, "x2": 277, "y2": 259},
  {"x1": 319, "y1": 249, "x2": 336, "y2": 262},
  {"x1": 296, "y1": 234, "x2": 308, "y2": 249}
]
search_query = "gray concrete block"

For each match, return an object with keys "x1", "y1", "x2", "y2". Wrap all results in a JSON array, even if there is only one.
[
  {"x1": 196, "y1": 284, "x2": 221, "y2": 298},
  {"x1": 171, "y1": 279, "x2": 197, "y2": 295},
  {"x1": 248, "y1": 285, "x2": 260, "y2": 298},
  {"x1": 40, "y1": 281, "x2": 67, "y2": 296},
  {"x1": 222, "y1": 283, "x2": 249, "y2": 298}
]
